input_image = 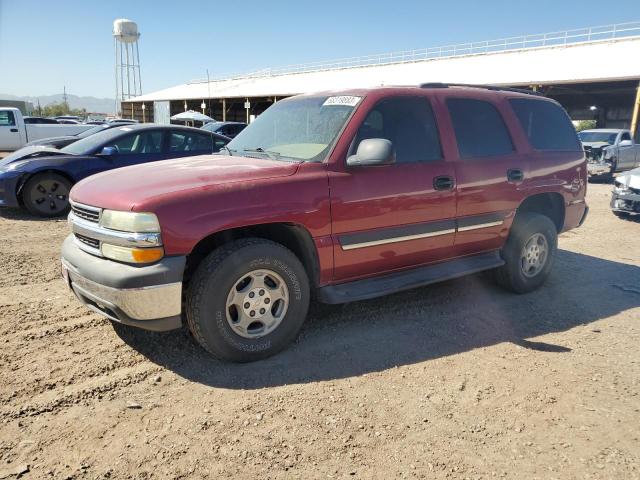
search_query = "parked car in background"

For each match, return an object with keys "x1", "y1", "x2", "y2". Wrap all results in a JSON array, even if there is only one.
[
  {"x1": 24, "y1": 121, "x2": 136, "y2": 149},
  {"x1": 107, "y1": 118, "x2": 138, "y2": 124},
  {"x1": 61, "y1": 84, "x2": 587, "y2": 362},
  {"x1": 0, "y1": 124, "x2": 229, "y2": 216},
  {"x1": 579, "y1": 128, "x2": 640, "y2": 176},
  {"x1": 23, "y1": 116, "x2": 60, "y2": 125},
  {"x1": 611, "y1": 167, "x2": 640, "y2": 217},
  {"x1": 57, "y1": 119, "x2": 81, "y2": 124},
  {"x1": 0, "y1": 107, "x2": 93, "y2": 150},
  {"x1": 54, "y1": 115, "x2": 81, "y2": 122},
  {"x1": 201, "y1": 121, "x2": 247, "y2": 138},
  {"x1": 0, "y1": 123, "x2": 141, "y2": 166}
]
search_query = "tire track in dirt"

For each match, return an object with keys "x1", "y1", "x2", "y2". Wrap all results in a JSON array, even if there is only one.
[
  {"x1": 1, "y1": 363, "x2": 162, "y2": 419},
  {"x1": 1, "y1": 344, "x2": 146, "y2": 403}
]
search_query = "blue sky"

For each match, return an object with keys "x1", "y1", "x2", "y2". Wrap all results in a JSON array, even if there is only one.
[{"x1": 0, "y1": 0, "x2": 637, "y2": 98}]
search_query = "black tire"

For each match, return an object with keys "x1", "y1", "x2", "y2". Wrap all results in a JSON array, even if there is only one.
[
  {"x1": 185, "y1": 238, "x2": 310, "y2": 362},
  {"x1": 494, "y1": 212, "x2": 557, "y2": 294},
  {"x1": 22, "y1": 172, "x2": 72, "y2": 217},
  {"x1": 612, "y1": 210, "x2": 629, "y2": 219}
]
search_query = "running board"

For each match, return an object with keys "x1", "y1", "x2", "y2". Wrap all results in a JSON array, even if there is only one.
[{"x1": 317, "y1": 251, "x2": 504, "y2": 304}]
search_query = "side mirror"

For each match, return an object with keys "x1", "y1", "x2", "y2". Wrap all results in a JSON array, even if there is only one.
[
  {"x1": 347, "y1": 138, "x2": 395, "y2": 167},
  {"x1": 98, "y1": 146, "x2": 117, "y2": 156},
  {"x1": 619, "y1": 139, "x2": 633, "y2": 147}
]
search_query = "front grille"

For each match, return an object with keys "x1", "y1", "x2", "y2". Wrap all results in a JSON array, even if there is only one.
[
  {"x1": 71, "y1": 203, "x2": 100, "y2": 223},
  {"x1": 75, "y1": 233, "x2": 100, "y2": 250}
]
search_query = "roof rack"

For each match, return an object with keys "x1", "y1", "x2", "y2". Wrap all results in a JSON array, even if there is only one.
[{"x1": 419, "y1": 82, "x2": 545, "y2": 97}]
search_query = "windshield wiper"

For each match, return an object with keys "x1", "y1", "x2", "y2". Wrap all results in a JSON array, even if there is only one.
[
  {"x1": 242, "y1": 147, "x2": 281, "y2": 160},
  {"x1": 220, "y1": 145, "x2": 234, "y2": 156}
]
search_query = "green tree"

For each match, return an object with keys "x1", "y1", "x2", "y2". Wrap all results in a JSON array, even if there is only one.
[
  {"x1": 40, "y1": 102, "x2": 87, "y2": 119},
  {"x1": 575, "y1": 120, "x2": 596, "y2": 132}
]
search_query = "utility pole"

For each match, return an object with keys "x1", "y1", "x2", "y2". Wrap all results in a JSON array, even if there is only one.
[
  {"x1": 62, "y1": 86, "x2": 69, "y2": 113},
  {"x1": 631, "y1": 81, "x2": 640, "y2": 143}
]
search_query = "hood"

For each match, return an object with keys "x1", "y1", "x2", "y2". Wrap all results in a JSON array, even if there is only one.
[
  {"x1": 581, "y1": 141, "x2": 610, "y2": 149},
  {"x1": 615, "y1": 167, "x2": 640, "y2": 189},
  {"x1": 71, "y1": 154, "x2": 301, "y2": 211},
  {"x1": 26, "y1": 135, "x2": 76, "y2": 147},
  {"x1": 0, "y1": 146, "x2": 64, "y2": 167}
]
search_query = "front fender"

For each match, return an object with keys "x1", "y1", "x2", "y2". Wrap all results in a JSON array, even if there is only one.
[{"x1": 602, "y1": 145, "x2": 617, "y2": 160}]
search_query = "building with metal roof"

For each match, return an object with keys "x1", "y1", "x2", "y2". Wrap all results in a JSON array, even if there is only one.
[{"x1": 123, "y1": 22, "x2": 640, "y2": 136}]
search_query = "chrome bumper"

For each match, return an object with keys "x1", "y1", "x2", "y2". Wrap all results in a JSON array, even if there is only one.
[
  {"x1": 63, "y1": 259, "x2": 181, "y2": 319},
  {"x1": 587, "y1": 162, "x2": 611, "y2": 176},
  {"x1": 61, "y1": 235, "x2": 185, "y2": 331}
]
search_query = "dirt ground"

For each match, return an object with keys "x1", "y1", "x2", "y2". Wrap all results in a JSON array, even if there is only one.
[{"x1": 0, "y1": 181, "x2": 639, "y2": 480}]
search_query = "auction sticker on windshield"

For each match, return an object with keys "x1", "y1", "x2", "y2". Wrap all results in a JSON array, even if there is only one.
[{"x1": 323, "y1": 96, "x2": 362, "y2": 107}]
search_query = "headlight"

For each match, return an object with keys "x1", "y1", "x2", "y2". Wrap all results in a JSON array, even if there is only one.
[
  {"x1": 101, "y1": 244, "x2": 164, "y2": 264},
  {"x1": 614, "y1": 181, "x2": 629, "y2": 193},
  {"x1": 96, "y1": 210, "x2": 163, "y2": 264},
  {"x1": 99, "y1": 210, "x2": 160, "y2": 233}
]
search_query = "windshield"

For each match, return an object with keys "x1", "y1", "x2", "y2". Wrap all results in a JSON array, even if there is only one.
[
  {"x1": 578, "y1": 131, "x2": 617, "y2": 144},
  {"x1": 61, "y1": 127, "x2": 135, "y2": 155},
  {"x1": 227, "y1": 95, "x2": 361, "y2": 161}
]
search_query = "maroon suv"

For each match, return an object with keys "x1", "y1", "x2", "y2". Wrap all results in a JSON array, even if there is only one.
[{"x1": 61, "y1": 84, "x2": 588, "y2": 362}]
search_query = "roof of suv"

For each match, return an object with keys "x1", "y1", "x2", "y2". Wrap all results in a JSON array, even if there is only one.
[{"x1": 303, "y1": 84, "x2": 550, "y2": 103}]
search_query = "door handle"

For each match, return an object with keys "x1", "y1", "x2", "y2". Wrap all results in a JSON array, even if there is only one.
[
  {"x1": 10, "y1": 128, "x2": 18, "y2": 133},
  {"x1": 433, "y1": 175, "x2": 455, "y2": 191},
  {"x1": 507, "y1": 168, "x2": 524, "y2": 182}
]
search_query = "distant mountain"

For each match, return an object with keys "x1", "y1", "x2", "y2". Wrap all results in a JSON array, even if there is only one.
[{"x1": 0, "y1": 93, "x2": 117, "y2": 114}]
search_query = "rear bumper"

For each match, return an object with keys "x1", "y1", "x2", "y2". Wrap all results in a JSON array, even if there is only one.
[
  {"x1": 61, "y1": 235, "x2": 186, "y2": 331},
  {"x1": 611, "y1": 190, "x2": 640, "y2": 215},
  {"x1": 0, "y1": 171, "x2": 22, "y2": 208}
]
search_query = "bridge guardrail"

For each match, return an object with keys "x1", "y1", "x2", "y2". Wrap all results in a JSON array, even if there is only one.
[{"x1": 190, "y1": 21, "x2": 640, "y2": 84}]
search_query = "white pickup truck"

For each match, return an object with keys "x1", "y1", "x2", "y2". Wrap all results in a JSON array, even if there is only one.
[{"x1": 0, "y1": 107, "x2": 94, "y2": 151}]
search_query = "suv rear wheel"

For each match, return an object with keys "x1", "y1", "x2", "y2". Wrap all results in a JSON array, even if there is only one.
[
  {"x1": 185, "y1": 238, "x2": 310, "y2": 362},
  {"x1": 494, "y1": 212, "x2": 557, "y2": 293}
]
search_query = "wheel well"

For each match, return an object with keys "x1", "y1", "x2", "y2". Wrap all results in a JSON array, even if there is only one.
[
  {"x1": 516, "y1": 193, "x2": 565, "y2": 232},
  {"x1": 16, "y1": 169, "x2": 75, "y2": 205},
  {"x1": 184, "y1": 223, "x2": 321, "y2": 287}
]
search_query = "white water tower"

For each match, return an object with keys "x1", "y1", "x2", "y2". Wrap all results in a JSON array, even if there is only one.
[{"x1": 113, "y1": 19, "x2": 142, "y2": 114}]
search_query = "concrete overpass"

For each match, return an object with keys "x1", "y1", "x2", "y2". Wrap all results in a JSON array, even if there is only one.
[{"x1": 124, "y1": 21, "x2": 640, "y2": 137}]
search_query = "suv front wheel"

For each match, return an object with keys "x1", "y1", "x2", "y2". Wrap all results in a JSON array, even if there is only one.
[
  {"x1": 494, "y1": 212, "x2": 558, "y2": 293},
  {"x1": 186, "y1": 238, "x2": 310, "y2": 362}
]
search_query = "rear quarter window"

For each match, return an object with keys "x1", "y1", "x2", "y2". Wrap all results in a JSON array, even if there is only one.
[
  {"x1": 446, "y1": 98, "x2": 514, "y2": 158},
  {"x1": 509, "y1": 98, "x2": 581, "y2": 151}
]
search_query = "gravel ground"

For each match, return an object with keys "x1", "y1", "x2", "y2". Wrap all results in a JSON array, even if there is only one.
[{"x1": 0, "y1": 181, "x2": 639, "y2": 480}]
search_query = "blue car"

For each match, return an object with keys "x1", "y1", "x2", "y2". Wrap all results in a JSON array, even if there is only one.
[{"x1": 0, "y1": 124, "x2": 229, "y2": 217}]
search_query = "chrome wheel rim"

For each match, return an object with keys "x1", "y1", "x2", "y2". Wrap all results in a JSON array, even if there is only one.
[
  {"x1": 520, "y1": 233, "x2": 548, "y2": 278},
  {"x1": 225, "y1": 269, "x2": 289, "y2": 339},
  {"x1": 29, "y1": 179, "x2": 69, "y2": 215}
]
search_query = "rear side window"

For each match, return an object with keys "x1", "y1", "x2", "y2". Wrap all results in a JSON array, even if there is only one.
[
  {"x1": 447, "y1": 98, "x2": 513, "y2": 158},
  {"x1": 169, "y1": 131, "x2": 219, "y2": 152},
  {"x1": 509, "y1": 98, "x2": 580, "y2": 151}
]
